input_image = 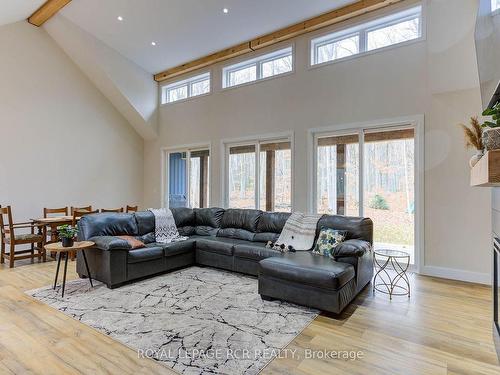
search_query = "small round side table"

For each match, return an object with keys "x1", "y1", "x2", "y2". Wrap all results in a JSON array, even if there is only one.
[
  {"x1": 373, "y1": 249, "x2": 411, "y2": 299},
  {"x1": 45, "y1": 241, "x2": 95, "y2": 298}
]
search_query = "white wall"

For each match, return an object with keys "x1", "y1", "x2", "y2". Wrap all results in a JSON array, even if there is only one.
[
  {"x1": 144, "y1": 0, "x2": 492, "y2": 283},
  {"x1": 0, "y1": 21, "x2": 144, "y2": 222},
  {"x1": 44, "y1": 14, "x2": 159, "y2": 140}
]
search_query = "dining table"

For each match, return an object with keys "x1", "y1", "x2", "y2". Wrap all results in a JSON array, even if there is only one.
[{"x1": 30, "y1": 216, "x2": 78, "y2": 260}]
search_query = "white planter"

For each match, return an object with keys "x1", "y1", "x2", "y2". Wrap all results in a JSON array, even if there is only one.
[
  {"x1": 482, "y1": 127, "x2": 500, "y2": 150},
  {"x1": 469, "y1": 150, "x2": 484, "y2": 168}
]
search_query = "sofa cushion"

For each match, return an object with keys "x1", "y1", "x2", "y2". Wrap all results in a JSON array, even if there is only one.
[
  {"x1": 253, "y1": 232, "x2": 280, "y2": 243},
  {"x1": 312, "y1": 228, "x2": 347, "y2": 257},
  {"x1": 146, "y1": 240, "x2": 195, "y2": 257},
  {"x1": 134, "y1": 211, "x2": 155, "y2": 236},
  {"x1": 257, "y1": 211, "x2": 291, "y2": 233},
  {"x1": 178, "y1": 226, "x2": 195, "y2": 236},
  {"x1": 217, "y1": 228, "x2": 255, "y2": 241},
  {"x1": 259, "y1": 252, "x2": 355, "y2": 290},
  {"x1": 171, "y1": 207, "x2": 195, "y2": 227},
  {"x1": 316, "y1": 215, "x2": 373, "y2": 244},
  {"x1": 220, "y1": 209, "x2": 262, "y2": 232},
  {"x1": 195, "y1": 207, "x2": 225, "y2": 227},
  {"x1": 127, "y1": 246, "x2": 163, "y2": 264},
  {"x1": 196, "y1": 237, "x2": 235, "y2": 255},
  {"x1": 117, "y1": 235, "x2": 145, "y2": 249},
  {"x1": 90, "y1": 236, "x2": 131, "y2": 251},
  {"x1": 136, "y1": 232, "x2": 156, "y2": 244},
  {"x1": 234, "y1": 243, "x2": 282, "y2": 261},
  {"x1": 79, "y1": 213, "x2": 138, "y2": 239},
  {"x1": 194, "y1": 226, "x2": 219, "y2": 236}
]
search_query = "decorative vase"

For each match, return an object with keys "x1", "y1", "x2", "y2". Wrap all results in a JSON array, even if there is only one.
[
  {"x1": 469, "y1": 150, "x2": 484, "y2": 168},
  {"x1": 482, "y1": 127, "x2": 500, "y2": 150},
  {"x1": 61, "y1": 237, "x2": 74, "y2": 247}
]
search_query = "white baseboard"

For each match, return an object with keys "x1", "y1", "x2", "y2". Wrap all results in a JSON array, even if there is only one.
[{"x1": 420, "y1": 265, "x2": 491, "y2": 285}]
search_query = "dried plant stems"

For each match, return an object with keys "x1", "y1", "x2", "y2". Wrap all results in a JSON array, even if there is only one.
[{"x1": 460, "y1": 117, "x2": 483, "y2": 150}]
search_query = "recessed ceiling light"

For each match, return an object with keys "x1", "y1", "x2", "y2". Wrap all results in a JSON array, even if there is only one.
[
  {"x1": 223, "y1": 8, "x2": 229, "y2": 14},
  {"x1": 117, "y1": 16, "x2": 123, "y2": 21},
  {"x1": 151, "y1": 41, "x2": 157, "y2": 46}
]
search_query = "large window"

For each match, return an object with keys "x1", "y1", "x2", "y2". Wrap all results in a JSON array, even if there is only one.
[
  {"x1": 226, "y1": 138, "x2": 292, "y2": 211},
  {"x1": 162, "y1": 72, "x2": 210, "y2": 104},
  {"x1": 223, "y1": 47, "x2": 293, "y2": 89},
  {"x1": 311, "y1": 5, "x2": 422, "y2": 65},
  {"x1": 315, "y1": 126, "x2": 417, "y2": 264},
  {"x1": 166, "y1": 148, "x2": 210, "y2": 208}
]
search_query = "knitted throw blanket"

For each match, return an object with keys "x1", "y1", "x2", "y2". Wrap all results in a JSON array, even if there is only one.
[
  {"x1": 148, "y1": 208, "x2": 187, "y2": 244},
  {"x1": 274, "y1": 212, "x2": 323, "y2": 251}
]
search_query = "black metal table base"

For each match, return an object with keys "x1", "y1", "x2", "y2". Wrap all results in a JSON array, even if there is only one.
[
  {"x1": 53, "y1": 250, "x2": 93, "y2": 297},
  {"x1": 373, "y1": 252, "x2": 411, "y2": 300}
]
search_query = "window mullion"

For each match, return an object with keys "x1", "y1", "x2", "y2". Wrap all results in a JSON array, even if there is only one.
[
  {"x1": 359, "y1": 29, "x2": 367, "y2": 53},
  {"x1": 358, "y1": 130, "x2": 364, "y2": 217},
  {"x1": 255, "y1": 142, "x2": 260, "y2": 209}
]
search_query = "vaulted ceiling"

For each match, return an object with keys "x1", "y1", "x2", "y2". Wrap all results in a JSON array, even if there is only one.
[
  {"x1": 0, "y1": 0, "x2": 45, "y2": 26},
  {"x1": 58, "y1": 0, "x2": 355, "y2": 74}
]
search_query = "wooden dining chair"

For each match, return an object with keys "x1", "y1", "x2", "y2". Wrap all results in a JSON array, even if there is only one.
[
  {"x1": 44, "y1": 207, "x2": 69, "y2": 218},
  {"x1": 69, "y1": 209, "x2": 98, "y2": 260},
  {"x1": 70, "y1": 206, "x2": 92, "y2": 215},
  {"x1": 0, "y1": 206, "x2": 45, "y2": 268},
  {"x1": 126, "y1": 205, "x2": 138, "y2": 213},
  {"x1": 100, "y1": 208, "x2": 124, "y2": 213},
  {"x1": 71, "y1": 209, "x2": 98, "y2": 227},
  {"x1": 43, "y1": 207, "x2": 69, "y2": 256}
]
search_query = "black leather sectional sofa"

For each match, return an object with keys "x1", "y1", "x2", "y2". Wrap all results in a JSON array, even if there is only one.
[{"x1": 76, "y1": 208, "x2": 373, "y2": 314}]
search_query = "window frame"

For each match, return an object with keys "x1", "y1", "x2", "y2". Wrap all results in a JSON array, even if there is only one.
[
  {"x1": 222, "y1": 46, "x2": 294, "y2": 90},
  {"x1": 161, "y1": 143, "x2": 212, "y2": 209},
  {"x1": 221, "y1": 132, "x2": 294, "y2": 211},
  {"x1": 308, "y1": 115, "x2": 424, "y2": 272},
  {"x1": 309, "y1": 4, "x2": 424, "y2": 68},
  {"x1": 161, "y1": 72, "x2": 211, "y2": 105}
]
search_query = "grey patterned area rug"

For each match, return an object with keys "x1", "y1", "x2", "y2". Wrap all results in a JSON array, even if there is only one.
[{"x1": 27, "y1": 267, "x2": 318, "y2": 375}]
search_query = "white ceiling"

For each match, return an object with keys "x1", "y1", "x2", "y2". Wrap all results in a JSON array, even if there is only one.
[
  {"x1": 0, "y1": 0, "x2": 45, "y2": 27},
  {"x1": 59, "y1": 0, "x2": 355, "y2": 74}
]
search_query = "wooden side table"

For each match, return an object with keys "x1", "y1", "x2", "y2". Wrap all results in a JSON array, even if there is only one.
[{"x1": 45, "y1": 241, "x2": 95, "y2": 297}]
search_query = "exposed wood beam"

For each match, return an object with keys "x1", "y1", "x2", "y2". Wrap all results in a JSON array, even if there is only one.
[
  {"x1": 154, "y1": 0, "x2": 404, "y2": 82},
  {"x1": 250, "y1": 0, "x2": 403, "y2": 50},
  {"x1": 28, "y1": 0, "x2": 72, "y2": 27},
  {"x1": 154, "y1": 43, "x2": 252, "y2": 82}
]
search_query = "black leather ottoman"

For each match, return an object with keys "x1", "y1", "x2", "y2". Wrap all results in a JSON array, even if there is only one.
[{"x1": 258, "y1": 252, "x2": 357, "y2": 314}]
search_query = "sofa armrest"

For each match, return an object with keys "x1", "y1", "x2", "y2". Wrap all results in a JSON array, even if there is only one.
[
  {"x1": 332, "y1": 239, "x2": 371, "y2": 258},
  {"x1": 89, "y1": 236, "x2": 131, "y2": 251}
]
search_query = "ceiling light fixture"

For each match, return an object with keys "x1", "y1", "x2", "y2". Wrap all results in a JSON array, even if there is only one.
[
  {"x1": 151, "y1": 41, "x2": 157, "y2": 46},
  {"x1": 117, "y1": 16, "x2": 123, "y2": 21},
  {"x1": 223, "y1": 8, "x2": 229, "y2": 14}
]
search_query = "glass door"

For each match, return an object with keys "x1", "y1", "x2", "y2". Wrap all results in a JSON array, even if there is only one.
[
  {"x1": 166, "y1": 148, "x2": 210, "y2": 209},
  {"x1": 363, "y1": 128, "x2": 415, "y2": 263},
  {"x1": 316, "y1": 134, "x2": 359, "y2": 216},
  {"x1": 315, "y1": 125, "x2": 417, "y2": 265}
]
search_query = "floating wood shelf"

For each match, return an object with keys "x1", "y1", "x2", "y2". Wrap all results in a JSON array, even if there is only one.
[{"x1": 471, "y1": 150, "x2": 500, "y2": 186}]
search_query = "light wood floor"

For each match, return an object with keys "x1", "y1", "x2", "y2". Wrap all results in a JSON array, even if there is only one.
[{"x1": 0, "y1": 260, "x2": 499, "y2": 375}]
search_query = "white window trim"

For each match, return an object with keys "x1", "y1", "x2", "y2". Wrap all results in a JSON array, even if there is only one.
[
  {"x1": 220, "y1": 131, "x2": 295, "y2": 210},
  {"x1": 309, "y1": 3, "x2": 426, "y2": 69},
  {"x1": 161, "y1": 72, "x2": 211, "y2": 105},
  {"x1": 161, "y1": 142, "x2": 212, "y2": 209},
  {"x1": 222, "y1": 46, "x2": 294, "y2": 90},
  {"x1": 308, "y1": 115, "x2": 424, "y2": 273}
]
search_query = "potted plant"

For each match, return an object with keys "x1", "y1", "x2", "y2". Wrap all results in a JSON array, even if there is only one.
[
  {"x1": 482, "y1": 102, "x2": 500, "y2": 150},
  {"x1": 460, "y1": 117, "x2": 484, "y2": 167},
  {"x1": 57, "y1": 224, "x2": 78, "y2": 247}
]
